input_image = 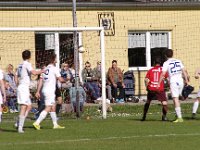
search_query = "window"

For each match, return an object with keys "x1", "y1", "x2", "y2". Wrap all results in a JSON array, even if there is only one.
[
  {"x1": 128, "y1": 31, "x2": 171, "y2": 70},
  {"x1": 35, "y1": 33, "x2": 74, "y2": 68}
]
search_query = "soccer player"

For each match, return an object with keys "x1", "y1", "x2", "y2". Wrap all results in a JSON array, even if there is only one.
[
  {"x1": 33, "y1": 53, "x2": 65, "y2": 130},
  {"x1": 141, "y1": 58, "x2": 168, "y2": 121},
  {"x1": 158, "y1": 49, "x2": 189, "y2": 123},
  {"x1": 191, "y1": 68, "x2": 200, "y2": 119},
  {"x1": 16, "y1": 50, "x2": 44, "y2": 133}
]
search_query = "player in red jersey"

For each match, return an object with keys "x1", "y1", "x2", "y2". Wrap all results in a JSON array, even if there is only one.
[{"x1": 141, "y1": 58, "x2": 168, "y2": 121}]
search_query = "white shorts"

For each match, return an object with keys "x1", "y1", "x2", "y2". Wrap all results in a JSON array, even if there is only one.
[
  {"x1": 43, "y1": 92, "x2": 56, "y2": 106},
  {"x1": 170, "y1": 81, "x2": 184, "y2": 98},
  {"x1": 17, "y1": 85, "x2": 31, "y2": 105}
]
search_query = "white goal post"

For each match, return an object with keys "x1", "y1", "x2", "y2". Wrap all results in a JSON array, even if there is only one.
[{"x1": 0, "y1": 27, "x2": 107, "y2": 119}]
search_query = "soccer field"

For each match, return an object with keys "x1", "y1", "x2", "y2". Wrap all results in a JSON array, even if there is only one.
[{"x1": 0, "y1": 103, "x2": 199, "y2": 150}]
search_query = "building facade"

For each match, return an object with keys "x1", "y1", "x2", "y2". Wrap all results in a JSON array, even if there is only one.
[{"x1": 0, "y1": 0, "x2": 200, "y2": 95}]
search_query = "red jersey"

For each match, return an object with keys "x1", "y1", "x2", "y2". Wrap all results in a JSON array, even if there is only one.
[{"x1": 145, "y1": 66, "x2": 167, "y2": 91}]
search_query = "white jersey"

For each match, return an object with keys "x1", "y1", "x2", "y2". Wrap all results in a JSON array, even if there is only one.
[
  {"x1": 42, "y1": 64, "x2": 61, "y2": 94},
  {"x1": 17, "y1": 61, "x2": 33, "y2": 87},
  {"x1": 162, "y1": 58, "x2": 184, "y2": 83}
]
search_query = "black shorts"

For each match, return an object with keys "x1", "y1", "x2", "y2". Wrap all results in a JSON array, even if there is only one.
[
  {"x1": 147, "y1": 90, "x2": 167, "y2": 102},
  {"x1": 55, "y1": 87, "x2": 61, "y2": 98}
]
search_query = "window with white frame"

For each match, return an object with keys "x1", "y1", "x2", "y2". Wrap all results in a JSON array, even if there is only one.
[
  {"x1": 35, "y1": 33, "x2": 74, "y2": 68},
  {"x1": 128, "y1": 31, "x2": 170, "y2": 70}
]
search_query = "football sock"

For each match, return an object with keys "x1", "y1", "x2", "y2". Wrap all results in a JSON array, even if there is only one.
[
  {"x1": 18, "y1": 115, "x2": 25, "y2": 130},
  {"x1": 162, "y1": 105, "x2": 168, "y2": 116},
  {"x1": 50, "y1": 112, "x2": 58, "y2": 126},
  {"x1": 56, "y1": 104, "x2": 61, "y2": 115},
  {"x1": 175, "y1": 107, "x2": 182, "y2": 118},
  {"x1": 143, "y1": 103, "x2": 150, "y2": 117},
  {"x1": 192, "y1": 101, "x2": 199, "y2": 114},
  {"x1": 0, "y1": 112, "x2": 2, "y2": 122},
  {"x1": 35, "y1": 110, "x2": 48, "y2": 125}
]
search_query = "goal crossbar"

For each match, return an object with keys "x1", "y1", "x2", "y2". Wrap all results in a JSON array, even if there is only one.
[{"x1": 0, "y1": 27, "x2": 104, "y2": 32}]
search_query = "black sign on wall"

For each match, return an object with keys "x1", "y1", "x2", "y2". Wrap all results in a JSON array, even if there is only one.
[{"x1": 98, "y1": 12, "x2": 115, "y2": 36}]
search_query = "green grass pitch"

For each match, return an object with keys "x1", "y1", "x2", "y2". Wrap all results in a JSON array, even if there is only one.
[{"x1": 0, "y1": 102, "x2": 199, "y2": 150}]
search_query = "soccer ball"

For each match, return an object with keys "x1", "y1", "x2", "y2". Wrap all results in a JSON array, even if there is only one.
[{"x1": 78, "y1": 46, "x2": 85, "y2": 53}]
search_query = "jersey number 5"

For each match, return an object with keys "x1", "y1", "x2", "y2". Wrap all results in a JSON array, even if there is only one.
[{"x1": 169, "y1": 62, "x2": 181, "y2": 74}]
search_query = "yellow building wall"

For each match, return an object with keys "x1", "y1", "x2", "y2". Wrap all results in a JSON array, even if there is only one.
[{"x1": 0, "y1": 8, "x2": 200, "y2": 95}]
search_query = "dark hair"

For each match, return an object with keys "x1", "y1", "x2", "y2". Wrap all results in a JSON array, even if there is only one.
[
  {"x1": 112, "y1": 60, "x2": 117, "y2": 64},
  {"x1": 85, "y1": 61, "x2": 90, "y2": 65},
  {"x1": 22, "y1": 50, "x2": 31, "y2": 60},
  {"x1": 48, "y1": 53, "x2": 57, "y2": 64},
  {"x1": 154, "y1": 57, "x2": 161, "y2": 65},
  {"x1": 165, "y1": 49, "x2": 173, "y2": 58}
]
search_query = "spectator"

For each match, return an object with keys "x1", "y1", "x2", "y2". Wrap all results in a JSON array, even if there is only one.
[
  {"x1": 4, "y1": 80, "x2": 18, "y2": 113},
  {"x1": 59, "y1": 63, "x2": 73, "y2": 89},
  {"x1": 82, "y1": 61, "x2": 101, "y2": 101},
  {"x1": 107, "y1": 60, "x2": 125, "y2": 103},
  {"x1": 69, "y1": 79, "x2": 86, "y2": 113},
  {"x1": 4, "y1": 64, "x2": 17, "y2": 92},
  {"x1": 93, "y1": 61, "x2": 112, "y2": 101}
]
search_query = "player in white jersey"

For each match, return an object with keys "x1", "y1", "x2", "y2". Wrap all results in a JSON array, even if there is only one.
[
  {"x1": 33, "y1": 53, "x2": 65, "y2": 130},
  {"x1": 158, "y1": 49, "x2": 189, "y2": 123},
  {"x1": 16, "y1": 50, "x2": 44, "y2": 133},
  {"x1": 0, "y1": 70, "x2": 6, "y2": 123},
  {"x1": 191, "y1": 68, "x2": 200, "y2": 119}
]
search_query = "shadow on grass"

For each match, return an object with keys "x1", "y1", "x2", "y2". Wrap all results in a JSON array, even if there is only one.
[
  {"x1": 0, "y1": 128, "x2": 17, "y2": 133},
  {"x1": 183, "y1": 116, "x2": 200, "y2": 121}
]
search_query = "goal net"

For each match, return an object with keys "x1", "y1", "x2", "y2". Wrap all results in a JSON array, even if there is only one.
[{"x1": 0, "y1": 27, "x2": 107, "y2": 119}]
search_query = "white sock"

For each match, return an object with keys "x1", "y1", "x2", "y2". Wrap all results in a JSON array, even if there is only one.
[
  {"x1": 175, "y1": 107, "x2": 182, "y2": 118},
  {"x1": 35, "y1": 111, "x2": 48, "y2": 125},
  {"x1": 192, "y1": 101, "x2": 199, "y2": 114},
  {"x1": 0, "y1": 112, "x2": 2, "y2": 123},
  {"x1": 50, "y1": 112, "x2": 58, "y2": 126},
  {"x1": 18, "y1": 115, "x2": 25, "y2": 130}
]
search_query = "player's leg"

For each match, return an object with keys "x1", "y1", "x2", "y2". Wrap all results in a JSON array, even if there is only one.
[
  {"x1": 192, "y1": 96, "x2": 200, "y2": 119},
  {"x1": 50, "y1": 104, "x2": 65, "y2": 129},
  {"x1": 24, "y1": 104, "x2": 32, "y2": 118},
  {"x1": 33, "y1": 105, "x2": 51, "y2": 130},
  {"x1": 141, "y1": 91, "x2": 152, "y2": 121},
  {"x1": 172, "y1": 82, "x2": 184, "y2": 123},
  {"x1": 157, "y1": 91, "x2": 168, "y2": 121},
  {"x1": 55, "y1": 89, "x2": 63, "y2": 115},
  {"x1": 17, "y1": 87, "x2": 31, "y2": 133},
  {"x1": 18, "y1": 104, "x2": 27, "y2": 133}
]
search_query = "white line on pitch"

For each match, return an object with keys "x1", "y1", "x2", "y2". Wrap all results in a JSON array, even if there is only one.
[{"x1": 1, "y1": 133, "x2": 200, "y2": 145}]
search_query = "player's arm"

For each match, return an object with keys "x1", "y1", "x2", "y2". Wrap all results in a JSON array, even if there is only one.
[
  {"x1": 182, "y1": 68, "x2": 189, "y2": 85},
  {"x1": 157, "y1": 71, "x2": 166, "y2": 88},
  {"x1": 35, "y1": 77, "x2": 43, "y2": 99},
  {"x1": 144, "y1": 78, "x2": 149, "y2": 90},
  {"x1": 31, "y1": 69, "x2": 44, "y2": 75},
  {"x1": 57, "y1": 76, "x2": 66, "y2": 83}
]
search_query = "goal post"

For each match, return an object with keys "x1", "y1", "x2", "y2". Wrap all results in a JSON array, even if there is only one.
[{"x1": 0, "y1": 27, "x2": 107, "y2": 119}]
